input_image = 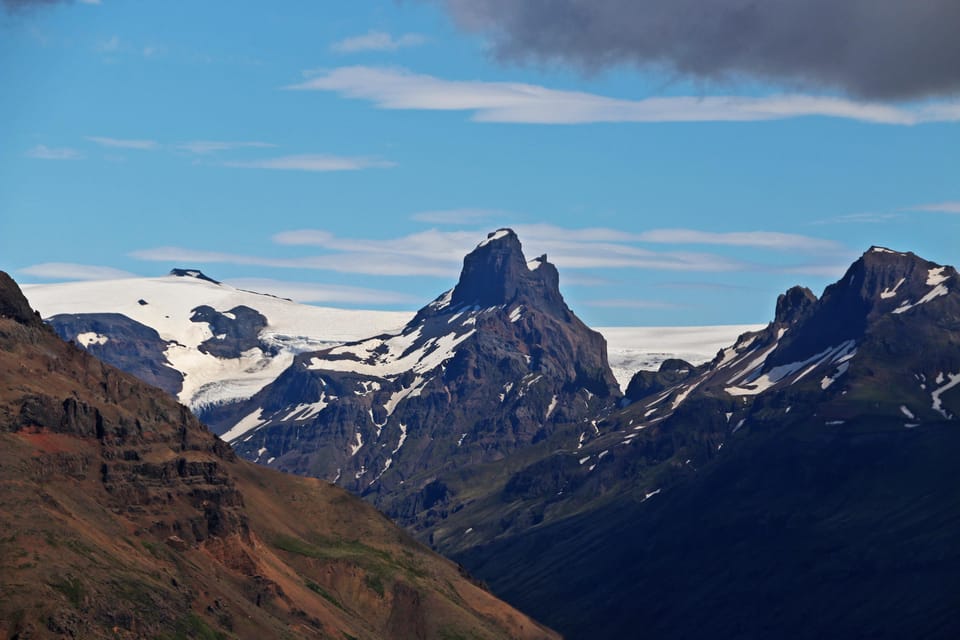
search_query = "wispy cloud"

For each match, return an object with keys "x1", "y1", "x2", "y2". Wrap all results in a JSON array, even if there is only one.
[
  {"x1": 129, "y1": 244, "x2": 459, "y2": 277},
  {"x1": 134, "y1": 225, "x2": 834, "y2": 279},
  {"x1": 19, "y1": 262, "x2": 135, "y2": 281},
  {"x1": 635, "y1": 229, "x2": 843, "y2": 251},
  {"x1": 585, "y1": 298, "x2": 682, "y2": 309},
  {"x1": 813, "y1": 212, "x2": 905, "y2": 225},
  {"x1": 225, "y1": 278, "x2": 418, "y2": 306},
  {"x1": 908, "y1": 201, "x2": 960, "y2": 214},
  {"x1": 287, "y1": 66, "x2": 960, "y2": 125},
  {"x1": 176, "y1": 140, "x2": 276, "y2": 155},
  {"x1": 86, "y1": 135, "x2": 159, "y2": 150},
  {"x1": 331, "y1": 31, "x2": 426, "y2": 53},
  {"x1": 222, "y1": 154, "x2": 395, "y2": 172},
  {"x1": 26, "y1": 144, "x2": 82, "y2": 160},
  {"x1": 411, "y1": 208, "x2": 509, "y2": 224}
]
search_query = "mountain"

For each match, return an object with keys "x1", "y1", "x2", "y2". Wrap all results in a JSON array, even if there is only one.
[
  {"x1": 221, "y1": 229, "x2": 623, "y2": 535},
  {"x1": 451, "y1": 246, "x2": 960, "y2": 638},
  {"x1": 0, "y1": 271, "x2": 558, "y2": 640},
  {"x1": 24, "y1": 267, "x2": 754, "y2": 404},
  {"x1": 24, "y1": 270, "x2": 411, "y2": 412}
]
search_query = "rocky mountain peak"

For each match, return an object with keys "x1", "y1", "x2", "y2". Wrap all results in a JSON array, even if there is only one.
[
  {"x1": 814, "y1": 246, "x2": 956, "y2": 321},
  {"x1": 0, "y1": 270, "x2": 43, "y2": 327},
  {"x1": 169, "y1": 268, "x2": 221, "y2": 284},
  {"x1": 774, "y1": 286, "x2": 817, "y2": 325},
  {"x1": 449, "y1": 228, "x2": 564, "y2": 311}
]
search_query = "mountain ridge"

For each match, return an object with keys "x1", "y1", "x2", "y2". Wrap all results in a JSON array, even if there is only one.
[{"x1": 0, "y1": 270, "x2": 559, "y2": 640}]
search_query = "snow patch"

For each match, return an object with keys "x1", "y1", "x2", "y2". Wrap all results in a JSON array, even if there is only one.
[
  {"x1": 221, "y1": 408, "x2": 266, "y2": 443},
  {"x1": 880, "y1": 278, "x2": 905, "y2": 299},
  {"x1": 932, "y1": 373, "x2": 960, "y2": 419},
  {"x1": 478, "y1": 229, "x2": 511, "y2": 247},
  {"x1": 349, "y1": 431, "x2": 364, "y2": 456},
  {"x1": 927, "y1": 267, "x2": 949, "y2": 286},
  {"x1": 76, "y1": 332, "x2": 109, "y2": 347},
  {"x1": 727, "y1": 340, "x2": 856, "y2": 397},
  {"x1": 392, "y1": 423, "x2": 408, "y2": 454},
  {"x1": 281, "y1": 397, "x2": 332, "y2": 422},
  {"x1": 546, "y1": 395, "x2": 559, "y2": 419},
  {"x1": 893, "y1": 284, "x2": 949, "y2": 314}
]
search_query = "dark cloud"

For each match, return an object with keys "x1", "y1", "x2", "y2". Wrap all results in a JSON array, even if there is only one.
[{"x1": 436, "y1": 0, "x2": 960, "y2": 100}]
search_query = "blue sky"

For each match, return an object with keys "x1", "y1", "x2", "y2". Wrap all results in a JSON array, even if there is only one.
[{"x1": 2, "y1": 0, "x2": 958, "y2": 325}]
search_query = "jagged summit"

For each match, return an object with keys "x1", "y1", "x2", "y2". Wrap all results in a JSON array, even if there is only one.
[
  {"x1": 446, "y1": 228, "x2": 565, "y2": 313},
  {"x1": 774, "y1": 285, "x2": 817, "y2": 326},
  {"x1": 169, "y1": 268, "x2": 221, "y2": 284},
  {"x1": 0, "y1": 271, "x2": 43, "y2": 327}
]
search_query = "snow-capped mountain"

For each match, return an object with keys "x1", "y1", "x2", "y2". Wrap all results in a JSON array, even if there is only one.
[
  {"x1": 220, "y1": 229, "x2": 621, "y2": 528},
  {"x1": 23, "y1": 272, "x2": 411, "y2": 412},
  {"x1": 449, "y1": 246, "x2": 960, "y2": 639},
  {"x1": 614, "y1": 245, "x2": 960, "y2": 432}
]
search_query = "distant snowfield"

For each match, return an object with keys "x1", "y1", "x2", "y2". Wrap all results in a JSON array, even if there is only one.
[
  {"x1": 598, "y1": 325, "x2": 763, "y2": 390},
  {"x1": 22, "y1": 275, "x2": 761, "y2": 402},
  {"x1": 22, "y1": 276, "x2": 411, "y2": 408}
]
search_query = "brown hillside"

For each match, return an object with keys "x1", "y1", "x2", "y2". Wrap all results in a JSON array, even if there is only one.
[{"x1": 0, "y1": 271, "x2": 558, "y2": 640}]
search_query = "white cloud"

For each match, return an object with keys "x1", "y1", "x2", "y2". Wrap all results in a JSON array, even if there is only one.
[
  {"x1": 331, "y1": 31, "x2": 426, "y2": 53},
  {"x1": 635, "y1": 229, "x2": 844, "y2": 251},
  {"x1": 908, "y1": 201, "x2": 960, "y2": 214},
  {"x1": 19, "y1": 263, "x2": 135, "y2": 281},
  {"x1": 78, "y1": 0, "x2": 101, "y2": 5},
  {"x1": 223, "y1": 154, "x2": 395, "y2": 172},
  {"x1": 26, "y1": 145, "x2": 82, "y2": 160},
  {"x1": 585, "y1": 298, "x2": 682, "y2": 309},
  {"x1": 411, "y1": 208, "x2": 508, "y2": 224},
  {"x1": 134, "y1": 224, "x2": 848, "y2": 279},
  {"x1": 86, "y1": 136, "x2": 159, "y2": 150},
  {"x1": 129, "y1": 245, "x2": 459, "y2": 277},
  {"x1": 175, "y1": 140, "x2": 276, "y2": 155},
  {"x1": 132, "y1": 224, "x2": 852, "y2": 281},
  {"x1": 224, "y1": 278, "x2": 418, "y2": 306},
  {"x1": 288, "y1": 66, "x2": 960, "y2": 126},
  {"x1": 813, "y1": 212, "x2": 905, "y2": 224}
]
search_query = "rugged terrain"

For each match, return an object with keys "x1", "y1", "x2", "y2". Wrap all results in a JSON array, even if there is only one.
[
  {"x1": 0, "y1": 271, "x2": 557, "y2": 640},
  {"x1": 219, "y1": 229, "x2": 623, "y2": 537},
  {"x1": 452, "y1": 247, "x2": 960, "y2": 638},
  {"x1": 17, "y1": 236, "x2": 960, "y2": 638}
]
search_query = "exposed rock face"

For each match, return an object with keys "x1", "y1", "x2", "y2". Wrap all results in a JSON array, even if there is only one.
[
  {"x1": 169, "y1": 267, "x2": 221, "y2": 284},
  {"x1": 624, "y1": 358, "x2": 700, "y2": 402},
  {"x1": 0, "y1": 271, "x2": 559, "y2": 640},
  {"x1": 222, "y1": 229, "x2": 621, "y2": 533},
  {"x1": 191, "y1": 304, "x2": 271, "y2": 359},
  {"x1": 0, "y1": 270, "x2": 42, "y2": 326},
  {"x1": 47, "y1": 312, "x2": 184, "y2": 396}
]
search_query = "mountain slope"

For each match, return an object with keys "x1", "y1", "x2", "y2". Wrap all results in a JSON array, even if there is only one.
[
  {"x1": 23, "y1": 271, "x2": 411, "y2": 412},
  {"x1": 0, "y1": 271, "x2": 557, "y2": 640},
  {"x1": 222, "y1": 229, "x2": 622, "y2": 534},
  {"x1": 447, "y1": 247, "x2": 960, "y2": 638}
]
